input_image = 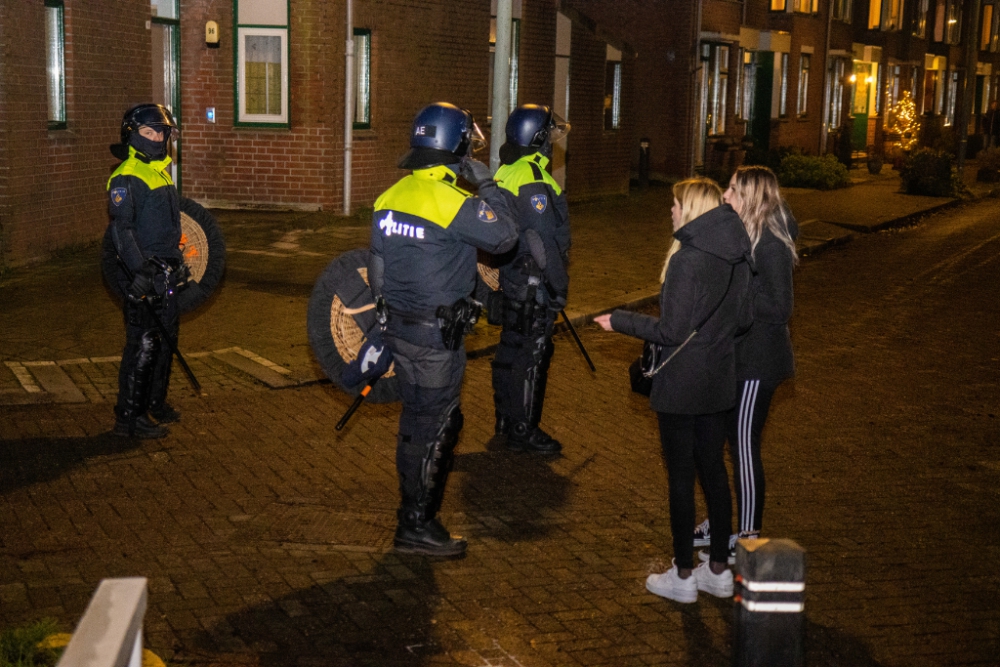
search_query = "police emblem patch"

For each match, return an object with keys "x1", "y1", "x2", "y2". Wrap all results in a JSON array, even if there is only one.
[
  {"x1": 110, "y1": 187, "x2": 127, "y2": 207},
  {"x1": 477, "y1": 201, "x2": 497, "y2": 223},
  {"x1": 531, "y1": 194, "x2": 548, "y2": 213}
]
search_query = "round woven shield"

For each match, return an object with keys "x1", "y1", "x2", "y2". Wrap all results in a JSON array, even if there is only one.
[
  {"x1": 102, "y1": 197, "x2": 227, "y2": 315},
  {"x1": 307, "y1": 248, "x2": 399, "y2": 404}
]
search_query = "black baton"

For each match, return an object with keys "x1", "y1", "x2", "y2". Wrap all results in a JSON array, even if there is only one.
[
  {"x1": 560, "y1": 309, "x2": 596, "y2": 373},
  {"x1": 336, "y1": 378, "x2": 378, "y2": 431},
  {"x1": 120, "y1": 261, "x2": 202, "y2": 392}
]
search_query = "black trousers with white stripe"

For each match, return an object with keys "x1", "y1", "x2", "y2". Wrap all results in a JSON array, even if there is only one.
[{"x1": 726, "y1": 379, "x2": 782, "y2": 535}]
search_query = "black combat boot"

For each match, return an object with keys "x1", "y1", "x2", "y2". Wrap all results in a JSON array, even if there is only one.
[
  {"x1": 148, "y1": 402, "x2": 181, "y2": 423},
  {"x1": 394, "y1": 507, "x2": 467, "y2": 557},
  {"x1": 113, "y1": 412, "x2": 168, "y2": 439},
  {"x1": 506, "y1": 421, "x2": 561, "y2": 454}
]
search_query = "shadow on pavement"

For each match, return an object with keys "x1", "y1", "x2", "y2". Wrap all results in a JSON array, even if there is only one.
[
  {"x1": 806, "y1": 619, "x2": 887, "y2": 666},
  {"x1": 190, "y1": 554, "x2": 444, "y2": 667},
  {"x1": 0, "y1": 433, "x2": 146, "y2": 495},
  {"x1": 453, "y1": 449, "x2": 570, "y2": 542}
]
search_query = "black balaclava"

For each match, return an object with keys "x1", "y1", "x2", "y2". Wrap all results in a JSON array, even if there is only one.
[{"x1": 130, "y1": 128, "x2": 170, "y2": 161}]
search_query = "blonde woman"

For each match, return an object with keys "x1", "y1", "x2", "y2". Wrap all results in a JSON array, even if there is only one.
[
  {"x1": 693, "y1": 165, "x2": 798, "y2": 560},
  {"x1": 595, "y1": 178, "x2": 752, "y2": 603}
]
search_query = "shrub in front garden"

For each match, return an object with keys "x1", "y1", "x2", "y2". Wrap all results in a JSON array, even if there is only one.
[
  {"x1": 899, "y1": 148, "x2": 959, "y2": 196},
  {"x1": 778, "y1": 154, "x2": 850, "y2": 190}
]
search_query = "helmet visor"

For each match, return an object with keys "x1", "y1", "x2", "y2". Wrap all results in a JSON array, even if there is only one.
[
  {"x1": 468, "y1": 122, "x2": 487, "y2": 155},
  {"x1": 548, "y1": 113, "x2": 571, "y2": 144}
]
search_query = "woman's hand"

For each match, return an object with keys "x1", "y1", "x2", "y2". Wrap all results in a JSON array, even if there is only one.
[{"x1": 594, "y1": 314, "x2": 614, "y2": 331}]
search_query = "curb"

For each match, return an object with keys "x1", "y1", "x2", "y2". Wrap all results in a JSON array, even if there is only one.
[{"x1": 828, "y1": 197, "x2": 966, "y2": 233}]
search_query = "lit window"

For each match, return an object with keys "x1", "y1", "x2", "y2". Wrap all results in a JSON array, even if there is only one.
[
  {"x1": 771, "y1": 0, "x2": 787, "y2": 10},
  {"x1": 869, "y1": 0, "x2": 905, "y2": 30},
  {"x1": 912, "y1": 0, "x2": 929, "y2": 36},
  {"x1": 353, "y1": 29, "x2": 371, "y2": 129},
  {"x1": 946, "y1": 1, "x2": 962, "y2": 43},
  {"x1": 45, "y1": 0, "x2": 65, "y2": 129},
  {"x1": 833, "y1": 0, "x2": 853, "y2": 21},
  {"x1": 605, "y1": 45, "x2": 622, "y2": 130},
  {"x1": 236, "y1": 1, "x2": 289, "y2": 126},
  {"x1": 983, "y1": 5, "x2": 994, "y2": 49},
  {"x1": 706, "y1": 45, "x2": 729, "y2": 135},
  {"x1": 797, "y1": 54, "x2": 810, "y2": 116},
  {"x1": 793, "y1": 0, "x2": 819, "y2": 13},
  {"x1": 779, "y1": 53, "x2": 790, "y2": 117}
]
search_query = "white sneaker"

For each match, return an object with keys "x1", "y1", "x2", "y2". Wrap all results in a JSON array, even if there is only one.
[
  {"x1": 645, "y1": 561, "x2": 698, "y2": 603},
  {"x1": 693, "y1": 561, "x2": 734, "y2": 598},
  {"x1": 692, "y1": 518, "x2": 711, "y2": 547}
]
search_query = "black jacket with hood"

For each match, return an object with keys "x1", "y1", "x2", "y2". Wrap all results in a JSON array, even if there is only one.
[
  {"x1": 611, "y1": 204, "x2": 753, "y2": 415},
  {"x1": 736, "y1": 218, "x2": 798, "y2": 382}
]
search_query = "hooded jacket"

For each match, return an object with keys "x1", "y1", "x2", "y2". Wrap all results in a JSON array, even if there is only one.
[
  {"x1": 611, "y1": 204, "x2": 753, "y2": 415},
  {"x1": 736, "y1": 218, "x2": 798, "y2": 382}
]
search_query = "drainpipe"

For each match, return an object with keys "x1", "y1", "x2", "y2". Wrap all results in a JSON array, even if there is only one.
[
  {"x1": 820, "y1": 0, "x2": 834, "y2": 154},
  {"x1": 490, "y1": 0, "x2": 513, "y2": 173},
  {"x1": 343, "y1": 0, "x2": 354, "y2": 216},
  {"x1": 689, "y1": 0, "x2": 704, "y2": 176}
]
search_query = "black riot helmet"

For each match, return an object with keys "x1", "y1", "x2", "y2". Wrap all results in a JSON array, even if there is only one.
[
  {"x1": 112, "y1": 103, "x2": 177, "y2": 160},
  {"x1": 500, "y1": 104, "x2": 570, "y2": 164},
  {"x1": 398, "y1": 102, "x2": 487, "y2": 170}
]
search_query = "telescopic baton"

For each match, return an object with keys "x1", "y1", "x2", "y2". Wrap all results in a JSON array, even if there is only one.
[
  {"x1": 119, "y1": 260, "x2": 202, "y2": 392},
  {"x1": 336, "y1": 378, "x2": 378, "y2": 431},
  {"x1": 560, "y1": 310, "x2": 596, "y2": 373}
]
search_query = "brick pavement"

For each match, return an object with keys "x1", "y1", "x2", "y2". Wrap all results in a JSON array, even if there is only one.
[{"x1": 2, "y1": 176, "x2": 998, "y2": 666}]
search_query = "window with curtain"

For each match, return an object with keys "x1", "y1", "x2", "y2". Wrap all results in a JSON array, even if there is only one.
[
  {"x1": 45, "y1": 0, "x2": 65, "y2": 129},
  {"x1": 797, "y1": 54, "x2": 810, "y2": 116},
  {"x1": 793, "y1": 0, "x2": 819, "y2": 13},
  {"x1": 912, "y1": 0, "x2": 929, "y2": 36},
  {"x1": 833, "y1": 0, "x2": 853, "y2": 22},
  {"x1": 779, "y1": 52, "x2": 790, "y2": 117},
  {"x1": 353, "y1": 29, "x2": 371, "y2": 128},
  {"x1": 604, "y1": 45, "x2": 623, "y2": 130},
  {"x1": 236, "y1": 0, "x2": 289, "y2": 126}
]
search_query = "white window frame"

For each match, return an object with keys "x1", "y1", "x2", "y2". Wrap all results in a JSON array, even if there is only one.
[
  {"x1": 798, "y1": 53, "x2": 811, "y2": 116},
  {"x1": 236, "y1": 26, "x2": 289, "y2": 126},
  {"x1": 353, "y1": 29, "x2": 371, "y2": 129},
  {"x1": 605, "y1": 45, "x2": 623, "y2": 130}
]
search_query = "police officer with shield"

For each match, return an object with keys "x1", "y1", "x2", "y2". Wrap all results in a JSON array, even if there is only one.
[
  {"x1": 107, "y1": 104, "x2": 186, "y2": 438},
  {"x1": 491, "y1": 105, "x2": 571, "y2": 453},
  {"x1": 368, "y1": 103, "x2": 518, "y2": 557}
]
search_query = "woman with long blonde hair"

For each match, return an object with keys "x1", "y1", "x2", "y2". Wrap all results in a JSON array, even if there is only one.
[
  {"x1": 595, "y1": 177, "x2": 752, "y2": 603},
  {"x1": 692, "y1": 165, "x2": 798, "y2": 561}
]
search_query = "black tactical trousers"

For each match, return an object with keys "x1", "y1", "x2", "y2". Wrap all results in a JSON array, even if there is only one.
[
  {"x1": 491, "y1": 302, "x2": 556, "y2": 429},
  {"x1": 385, "y1": 332, "x2": 466, "y2": 524},
  {"x1": 115, "y1": 289, "x2": 178, "y2": 422}
]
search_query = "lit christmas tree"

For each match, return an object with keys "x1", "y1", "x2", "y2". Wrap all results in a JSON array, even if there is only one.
[{"x1": 888, "y1": 91, "x2": 921, "y2": 151}]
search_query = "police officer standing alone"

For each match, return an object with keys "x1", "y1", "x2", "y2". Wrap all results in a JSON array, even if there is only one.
[
  {"x1": 491, "y1": 105, "x2": 571, "y2": 453},
  {"x1": 368, "y1": 103, "x2": 518, "y2": 557},
  {"x1": 107, "y1": 104, "x2": 185, "y2": 439}
]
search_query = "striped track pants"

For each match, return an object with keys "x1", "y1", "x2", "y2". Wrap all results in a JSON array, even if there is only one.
[{"x1": 726, "y1": 379, "x2": 781, "y2": 534}]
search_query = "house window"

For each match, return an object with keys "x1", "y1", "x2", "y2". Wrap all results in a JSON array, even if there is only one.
[
  {"x1": 737, "y1": 49, "x2": 757, "y2": 122},
  {"x1": 353, "y1": 29, "x2": 371, "y2": 128},
  {"x1": 704, "y1": 44, "x2": 728, "y2": 135},
  {"x1": 779, "y1": 52, "x2": 790, "y2": 117},
  {"x1": 488, "y1": 16, "x2": 521, "y2": 117},
  {"x1": 771, "y1": 0, "x2": 787, "y2": 10},
  {"x1": 982, "y1": 4, "x2": 995, "y2": 49},
  {"x1": 604, "y1": 45, "x2": 622, "y2": 130},
  {"x1": 797, "y1": 54, "x2": 811, "y2": 116},
  {"x1": 793, "y1": 0, "x2": 819, "y2": 13},
  {"x1": 887, "y1": 64, "x2": 902, "y2": 109},
  {"x1": 235, "y1": 1, "x2": 289, "y2": 126},
  {"x1": 913, "y1": 0, "x2": 929, "y2": 36},
  {"x1": 945, "y1": 1, "x2": 962, "y2": 43},
  {"x1": 833, "y1": 0, "x2": 853, "y2": 21},
  {"x1": 945, "y1": 70, "x2": 958, "y2": 124},
  {"x1": 869, "y1": 0, "x2": 905, "y2": 30},
  {"x1": 828, "y1": 57, "x2": 847, "y2": 129},
  {"x1": 45, "y1": 0, "x2": 65, "y2": 129}
]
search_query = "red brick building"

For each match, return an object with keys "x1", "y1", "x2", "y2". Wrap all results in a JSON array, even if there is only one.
[{"x1": 0, "y1": 0, "x2": 635, "y2": 267}]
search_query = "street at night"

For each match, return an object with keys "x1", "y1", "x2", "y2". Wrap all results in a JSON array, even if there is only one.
[{"x1": 1, "y1": 185, "x2": 997, "y2": 666}]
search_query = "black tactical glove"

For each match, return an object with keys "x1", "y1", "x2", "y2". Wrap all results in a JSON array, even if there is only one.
[
  {"x1": 174, "y1": 261, "x2": 191, "y2": 286},
  {"x1": 550, "y1": 292, "x2": 568, "y2": 311},
  {"x1": 459, "y1": 157, "x2": 494, "y2": 187},
  {"x1": 128, "y1": 262, "x2": 158, "y2": 299}
]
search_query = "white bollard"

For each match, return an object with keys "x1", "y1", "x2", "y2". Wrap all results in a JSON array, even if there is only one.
[{"x1": 56, "y1": 577, "x2": 148, "y2": 667}]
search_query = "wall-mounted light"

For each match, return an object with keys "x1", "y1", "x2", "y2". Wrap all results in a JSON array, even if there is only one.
[
  {"x1": 850, "y1": 74, "x2": 857, "y2": 82},
  {"x1": 206, "y1": 107, "x2": 216, "y2": 123},
  {"x1": 206, "y1": 20, "x2": 220, "y2": 48}
]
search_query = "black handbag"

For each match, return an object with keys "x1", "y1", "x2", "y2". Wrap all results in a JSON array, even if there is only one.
[{"x1": 629, "y1": 265, "x2": 735, "y2": 396}]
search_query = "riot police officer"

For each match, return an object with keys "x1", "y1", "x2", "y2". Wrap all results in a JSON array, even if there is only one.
[
  {"x1": 107, "y1": 104, "x2": 185, "y2": 438},
  {"x1": 491, "y1": 104, "x2": 571, "y2": 453},
  {"x1": 368, "y1": 103, "x2": 518, "y2": 557}
]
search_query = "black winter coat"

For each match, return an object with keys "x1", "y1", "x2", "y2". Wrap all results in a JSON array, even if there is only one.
[
  {"x1": 736, "y1": 220, "x2": 797, "y2": 382},
  {"x1": 611, "y1": 204, "x2": 752, "y2": 415}
]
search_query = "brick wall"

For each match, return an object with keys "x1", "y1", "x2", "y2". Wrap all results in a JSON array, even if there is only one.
[{"x1": 0, "y1": 1, "x2": 150, "y2": 267}]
